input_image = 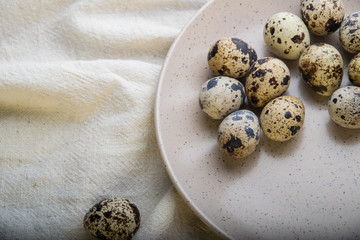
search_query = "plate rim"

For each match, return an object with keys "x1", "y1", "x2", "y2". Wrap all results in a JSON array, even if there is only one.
[{"x1": 154, "y1": 0, "x2": 230, "y2": 238}]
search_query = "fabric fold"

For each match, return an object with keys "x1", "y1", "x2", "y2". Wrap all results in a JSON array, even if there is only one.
[
  {"x1": 0, "y1": 0, "x2": 220, "y2": 239},
  {"x1": 0, "y1": 61, "x2": 118, "y2": 119}
]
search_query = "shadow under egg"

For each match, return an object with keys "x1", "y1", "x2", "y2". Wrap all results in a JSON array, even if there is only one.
[
  {"x1": 325, "y1": 118, "x2": 360, "y2": 146},
  {"x1": 261, "y1": 124, "x2": 306, "y2": 159},
  {"x1": 215, "y1": 135, "x2": 263, "y2": 176},
  {"x1": 196, "y1": 107, "x2": 223, "y2": 133}
]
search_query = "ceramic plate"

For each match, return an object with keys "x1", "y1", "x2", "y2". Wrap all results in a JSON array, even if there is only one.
[{"x1": 155, "y1": 0, "x2": 360, "y2": 239}]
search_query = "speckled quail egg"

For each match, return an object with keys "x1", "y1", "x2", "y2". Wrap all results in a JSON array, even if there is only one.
[
  {"x1": 218, "y1": 110, "x2": 261, "y2": 159},
  {"x1": 299, "y1": 43, "x2": 343, "y2": 96},
  {"x1": 245, "y1": 57, "x2": 291, "y2": 107},
  {"x1": 339, "y1": 12, "x2": 360, "y2": 54},
  {"x1": 264, "y1": 12, "x2": 310, "y2": 60},
  {"x1": 300, "y1": 0, "x2": 345, "y2": 36},
  {"x1": 208, "y1": 37, "x2": 257, "y2": 79},
  {"x1": 83, "y1": 197, "x2": 140, "y2": 240},
  {"x1": 328, "y1": 86, "x2": 360, "y2": 128},
  {"x1": 260, "y1": 96, "x2": 305, "y2": 142},
  {"x1": 199, "y1": 76, "x2": 246, "y2": 119},
  {"x1": 349, "y1": 53, "x2": 360, "y2": 86}
]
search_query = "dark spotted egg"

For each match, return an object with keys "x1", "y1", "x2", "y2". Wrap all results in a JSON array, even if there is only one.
[
  {"x1": 328, "y1": 86, "x2": 360, "y2": 129},
  {"x1": 260, "y1": 96, "x2": 305, "y2": 142},
  {"x1": 301, "y1": 0, "x2": 345, "y2": 36},
  {"x1": 339, "y1": 11, "x2": 360, "y2": 54},
  {"x1": 245, "y1": 57, "x2": 291, "y2": 107},
  {"x1": 83, "y1": 197, "x2": 140, "y2": 240},
  {"x1": 349, "y1": 53, "x2": 360, "y2": 86},
  {"x1": 207, "y1": 37, "x2": 257, "y2": 79},
  {"x1": 263, "y1": 12, "x2": 310, "y2": 60},
  {"x1": 299, "y1": 43, "x2": 343, "y2": 96},
  {"x1": 217, "y1": 110, "x2": 261, "y2": 159},
  {"x1": 199, "y1": 76, "x2": 246, "y2": 120}
]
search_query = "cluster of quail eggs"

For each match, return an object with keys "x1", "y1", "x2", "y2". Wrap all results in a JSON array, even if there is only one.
[
  {"x1": 201, "y1": 36, "x2": 305, "y2": 159},
  {"x1": 200, "y1": 0, "x2": 360, "y2": 160}
]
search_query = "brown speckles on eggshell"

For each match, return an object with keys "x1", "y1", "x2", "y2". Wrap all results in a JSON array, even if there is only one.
[
  {"x1": 218, "y1": 110, "x2": 261, "y2": 159},
  {"x1": 245, "y1": 57, "x2": 291, "y2": 107},
  {"x1": 301, "y1": 0, "x2": 344, "y2": 36},
  {"x1": 263, "y1": 12, "x2": 310, "y2": 60},
  {"x1": 325, "y1": 18, "x2": 341, "y2": 32},
  {"x1": 339, "y1": 11, "x2": 360, "y2": 54},
  {"x1": 291, "y1": 33, "x2": 305, "y2": 44},
  {"x1": 207, "y1": 37, "x2": 257, "y2": 79},
  {"x1": 328, "y1": 86, "x2": 360, "y2": 128},
  {"x1": 260, "y1": 96, "x2": 305, "y2": 142},
  {"x1": 299, "y1": 43, "x2": 343, "y2": 96},
  {"x1": 199, "y1": 76, "x2": 246, "y2": 119},
  {"x1": 349, "y1": 53, "x2": 360, "y2": 86},
  {"x1": 83, "y1": 197, "x2": 140, "y2": 240}
]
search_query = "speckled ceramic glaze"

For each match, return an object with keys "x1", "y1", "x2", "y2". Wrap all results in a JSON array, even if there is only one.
[{"x1": 155, "y1": 0, "x2": 360, "y2": 239}]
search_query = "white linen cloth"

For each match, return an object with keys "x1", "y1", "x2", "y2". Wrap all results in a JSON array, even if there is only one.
[{"x1": 0, "y1": 0, "x2": 221, "y2": 239}]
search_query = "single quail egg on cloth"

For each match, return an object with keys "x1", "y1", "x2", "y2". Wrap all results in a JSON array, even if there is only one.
[
  {"x1": 263, "y1": 12, "x2": 310, "y2": 60},
  {"x1": 199, "y1": 76, "x2": 246, "y2": 120},
  {"x1": 207, "y1": 37, "x2": 257, "y2": 79},
  {"x1": 83, "y1": 197, "x2": 140, "y2": 240},
  {"x1": 260, "y1": 96, "x2": 305, "y2": 142},
  {"x1": 245, "y1": 57, "x2": 291, "y2": 107},
  {"x1": 300, "y1": 0, "x2": 345, "y2": 36},
  {"x1": 339, "y1": 11, "x2": 360, "y2": 54},
  {"x1": 328, "y1": 86, "x2": 360, "y2": 128},
  {"x1": 218, "y1": 110, "x2": 261, "y2": 159},
  {"x1": 349, "y1": 53, "x2": 360, "y2": 86},
  {"x1": 299, "y1": 43, "x2": 343, "y2": 96}
]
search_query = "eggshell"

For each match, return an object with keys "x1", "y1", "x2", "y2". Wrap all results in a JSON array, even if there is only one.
[
  {"x1": 264, "y1": 12, "x2": 310, "y2": 60},
  {"x1": 245, "y1": 57, "x2": 291, "y2": 107},
  {"x1": 328, "y1": 86, "x2": 360, "y2": 129},
  {"x1": 339, "y1": 11, "x2": 360, "y2": 54},
  {"x1": 208, "y1": 37, "x2": 257, "y2": 79},
  {"x1": 199, "y1": 76, "x2": 246, "y2": 119},
  {"x1": 299, "y1": 43, "x2": 343, "y2": 96},
  {"x1": 218, "y1": 110, "x2": 261, "y2": 159},
  {"x1": 260, "y1": 96, "x2": 305, "y2": 142},
  {"x1": 349, "y1": 52, "x2": 360, "y2": 86},
  {"x1": 301, "y1": 0, "x2": 345, "y2": 36},
  {"x1": 83, "y1": 197, "x2": 140, "y2": 240}
]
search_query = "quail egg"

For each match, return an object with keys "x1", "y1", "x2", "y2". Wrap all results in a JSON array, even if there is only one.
[
  {"x1": 245, "y1": 57, "x2": 291, "y2": 107},
  {"x1": 299, "y1": 43, "x2": 343, "y2": 96},
  {"x1": 328, "y1": 86, "x2": 360, "y2": 128},
  {"x1": 199, "y1": 76, "x2": 246, "y2": 120},
  {"x1": 83, "y1": 197, "x2": 140, "y2": 240},
  {"x1": 260, "y1": 96, "x2": 305, "y2": 142},
  {"x1": 208, "y1": 37, "x2": 257, "y2": 79},
  {"x1": 300, "y1": 0, "x2": 345, "y2": 36},
  {"x1": 218, "y1": 110, "x2": 261, "y2": 159},
  {"x1": 264, "y1": 12, "x2": 310, "y2": 60},
  {"x1": 349, "y1": 53, "x2": 360, "y2": 86},
  {"x1": 339, "y1": 11, "x2": 360, "y2": 54}
]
